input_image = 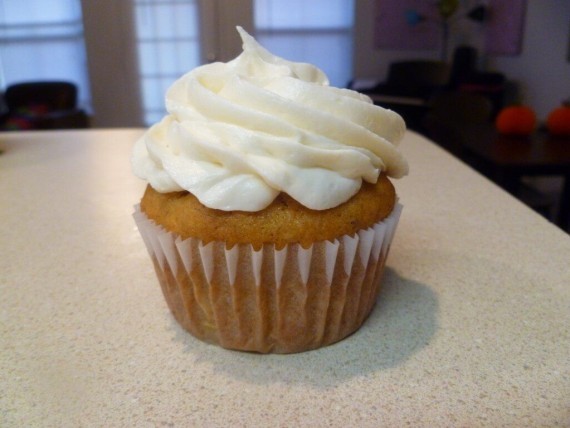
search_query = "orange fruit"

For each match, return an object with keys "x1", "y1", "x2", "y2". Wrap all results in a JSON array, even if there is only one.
[
  {"x1": 546, "y1": 105, "x2": 570, "y2": 136},
  {"x1": 495, "y1": 105, "x2": 536, "y2": 136}
]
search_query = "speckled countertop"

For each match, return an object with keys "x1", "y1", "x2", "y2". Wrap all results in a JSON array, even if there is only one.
[{"x1": 1, "y1": 129, "x2": 569, "y2": 427}]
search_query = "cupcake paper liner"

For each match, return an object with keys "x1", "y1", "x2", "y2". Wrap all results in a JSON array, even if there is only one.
[{"x1": 133, "y1": 203, "x2": 402, "y2": 353}]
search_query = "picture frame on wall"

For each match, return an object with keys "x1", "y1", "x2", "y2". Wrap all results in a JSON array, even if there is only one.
[
  {"x1": 373, "y1": 0, "x2": 439, "y2": 50},
  {"x1": 374, "y1": 0, "x2": 528, "y2": 57}
]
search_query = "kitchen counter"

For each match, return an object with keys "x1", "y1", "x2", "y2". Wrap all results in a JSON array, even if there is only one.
[{"x1": 1, "y1": 129, "x2": 569, "y2": 427}]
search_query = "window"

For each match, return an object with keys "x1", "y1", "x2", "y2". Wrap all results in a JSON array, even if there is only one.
[
  {"x1": 134, "y1": 0, "x2": 201, "y2": 125},
  {"x1": 254, "y1": 0, "x2": 355, "y2": 87},
  {"x1": 132, "y1": 0, "x2": 355, "y2": 126},
  {"x1": 0, "y1": 0, "x2": 90, "y2": 109}
]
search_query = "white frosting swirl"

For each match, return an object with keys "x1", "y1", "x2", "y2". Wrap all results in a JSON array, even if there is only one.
[{"x1": 132, "y1": 27, "x2": 408, "y2": 211}]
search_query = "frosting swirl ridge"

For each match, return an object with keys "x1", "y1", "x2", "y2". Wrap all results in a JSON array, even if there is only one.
[{"x1": 132, "y1": 27, "x2": 408, "y2": 211}]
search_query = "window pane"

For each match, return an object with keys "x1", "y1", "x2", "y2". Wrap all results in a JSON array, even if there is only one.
[
  {"x1": 136, "y1": 2, "x2": 198, "y2": 40},
  {"x1": 254, "y1": 0, "x2": 354, "y2": 88},
  {"x1": 175, "y1": 40, "x2": 201, "y2": 71},
  {"x1": 0, "y1": 21, "x2": 83, "y2": 39},
  {"x1": 137, "y1": 41, "x2": 158, "y2": 75},
  {"x1": 255, "y1": 0, "x2": 354, "y2": 29},
  {"x1": 144, "y1": 109, "x2": 166, "y2": 125},
  {"x1": 0, "y1": 0, "x2": 81, "y2": 25},
  {"x1": 172, "y1": 4, "x2": 199, "y2": 38},
  {"x1": 257, "y1": 32, "x2": 353, "y2": 87},
  {"x1": 0, "y1": 0, "x2": 90, "y2": 110},
  {"x1": 134, "y1": 0, "x2": 201, "y2": 125},
  {"x1": 138, "y1": 41, "x2": 198, "y2": 77},
  {"x1": 141, "y1": 77, "x2": 164, "y2": 111}
]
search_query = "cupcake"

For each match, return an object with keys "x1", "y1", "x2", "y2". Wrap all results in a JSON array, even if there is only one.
[{"x1": 132, "y1": 27, "x2": 408, "y2": 353}]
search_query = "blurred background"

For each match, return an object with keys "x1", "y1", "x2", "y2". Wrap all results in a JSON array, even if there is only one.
[{"x1": 0, "y1": 0, "x2": 568, "y2": 128}]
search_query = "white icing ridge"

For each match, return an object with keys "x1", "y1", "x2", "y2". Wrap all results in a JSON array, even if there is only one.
[{"x1": 132, "y1": 27, "x2": 408, "y2": 211}]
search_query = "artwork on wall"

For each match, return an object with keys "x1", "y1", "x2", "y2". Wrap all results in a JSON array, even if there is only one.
[
  {"x1": 373, "y1": 0, "x2": 440, "y2": 50},
  {"x1": 374, "y1": 0, "x2": 527, "y2": 57}
]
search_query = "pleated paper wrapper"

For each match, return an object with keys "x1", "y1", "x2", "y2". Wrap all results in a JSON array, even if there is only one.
[{"x1": 133, "y1": 203, "x2": 402, "y2": 354}]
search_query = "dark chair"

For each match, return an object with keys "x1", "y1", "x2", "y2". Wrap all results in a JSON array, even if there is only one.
[
  {"x1": 0, "y1": 81, "x2": 89, "y2": 130},
  {"x1": 421, "y1": 91, "x2": 493, "y2": 158},
  {"x1": 448, "y1": 46, "x2": 478, "y2": 90},
  {"x1": 357, "y1": 60, "x2": 451, "y2": 130},
  {"x1": 448, "y1": 46, "x2": 507, "y2": 117}
]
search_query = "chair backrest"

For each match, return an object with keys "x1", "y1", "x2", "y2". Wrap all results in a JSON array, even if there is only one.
[
  {"x1": 386, "y1": 61, "x2": 451, "y2": 89},
  {"x1": 449, "y1": 45, "x2": 478, "y2": 88},
  {"x1": 421, "y1": 91, "x2": 493, "y2": 158},
  {"x1": 5, "y1": 81, "x2": 78, "y2": 111}
]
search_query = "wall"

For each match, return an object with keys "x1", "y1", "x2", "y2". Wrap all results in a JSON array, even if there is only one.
[
  {"x1": 81, "y1": 0, "x2": 143, "y2": 127},
  {"x1": 486, "y1": 0, "x2": 570, "y2": 120},
  {"x1": 353, "y1": 0, "x2": 570, "y2": 121},
  {"x1": 353, "y1": 1, "x2": 440, "y2": 81}
]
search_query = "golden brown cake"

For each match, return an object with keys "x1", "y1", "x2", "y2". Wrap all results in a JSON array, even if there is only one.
[
  {"x1": 140, "y1": 173, "x2": 395, "y2": 249},
  {"x1": 132, "y1": 28, "x2": 408, "y2": 353}
]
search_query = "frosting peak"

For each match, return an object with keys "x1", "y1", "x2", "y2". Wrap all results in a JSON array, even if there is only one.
[{"x1": 132, "y1": 27, "x2": 408, "y2": 211}]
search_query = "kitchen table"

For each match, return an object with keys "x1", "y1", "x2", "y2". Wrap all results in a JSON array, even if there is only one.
[
  {"x1": 1, "y1": 129, "x2": 569, "y2": 427},
  {"x1": 458, "y1": 124, "x2": 570, "y2": 231}
]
